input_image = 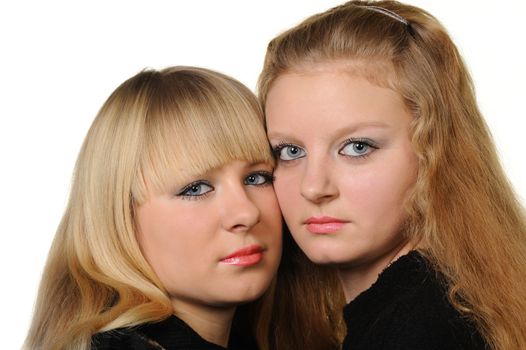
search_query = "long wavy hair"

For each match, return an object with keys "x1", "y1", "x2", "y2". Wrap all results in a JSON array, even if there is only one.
[
  {"x1": 258, "y1": 1, "x2": 526, "y2": 349},
  {"x1": 25, "y1": 66, "x2": 276, "y2": 350}
]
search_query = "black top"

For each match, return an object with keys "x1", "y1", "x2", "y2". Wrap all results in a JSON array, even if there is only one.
[
  {"x1": 91, "y1": 314, "x2": 229, "y2": 350},
  {"x1": 342, "y1": 251, "x2": 488, "y2": 350}
]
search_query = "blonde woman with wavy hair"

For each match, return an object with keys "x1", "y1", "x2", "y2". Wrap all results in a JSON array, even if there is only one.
[
  {"x1": 259, "y1": 1, "x2": 526, "y2": 349},
  {"x1": 25, "y1": 66, "x2": 282, "y2": 350}
]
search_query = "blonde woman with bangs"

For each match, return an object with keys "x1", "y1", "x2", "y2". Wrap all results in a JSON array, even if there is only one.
[
  {"x1": 25, "y1": 66, "x2": 282, "y2": 350},
  {"x1": 259, "y1": 1, "x2": 526, "y2": 349}
]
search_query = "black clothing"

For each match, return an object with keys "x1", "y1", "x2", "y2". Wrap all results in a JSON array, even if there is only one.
[
  {"x1": 342, "y1": 251, "x2": 488, "y2": 350},
  {"x1": 91, "y1": 314, "x2": 228, "y2": 350}
]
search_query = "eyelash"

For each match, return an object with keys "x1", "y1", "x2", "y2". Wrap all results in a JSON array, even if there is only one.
[
  {"x1": 176, "y1": 180, "x2": 213, "y2": 201},
  {"x1": 272, "y1": 138, "x2": 379, "y2": 161},
  {"x1": 246, "y1": 171, "x2": 275, "y2": 186},
  {"x1": 175, "y1": 171, "x2": 275, "y2": 201},
  {"x1": 272, "y1": 142, "x2": 303, "y2": 159},
  {"x1": 339, "y1": 138, "x2": 379, "y2": 159}
]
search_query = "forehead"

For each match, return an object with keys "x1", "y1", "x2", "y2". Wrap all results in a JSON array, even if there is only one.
[
  {"x1": 288, "y1": 59, "x2": 396, "y2": 88},
  {"x1": 266, "y1": 67, "x2": 409, "y2": 138}
]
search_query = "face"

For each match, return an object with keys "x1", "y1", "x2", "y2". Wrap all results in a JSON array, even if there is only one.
[
  {"x1": 135, "y1": 160, "x2": 282, "y2": 309},
  {"x1": 265, "y1": 66, "x2": 417, "y2": 273}
]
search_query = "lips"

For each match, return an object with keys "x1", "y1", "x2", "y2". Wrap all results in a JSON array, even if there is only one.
[
  {"x1": 220, "y1": 244, "x2": 263, "y2": 266},
  {"x1": 305, "y1": 216, "x2": 348, "y2": 234}
]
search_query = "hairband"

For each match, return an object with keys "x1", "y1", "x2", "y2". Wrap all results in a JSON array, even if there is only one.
[{"x1": 359, "y1": 5, "x2": 408, "y2": 26}]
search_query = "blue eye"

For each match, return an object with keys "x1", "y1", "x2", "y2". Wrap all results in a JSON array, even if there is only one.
[
  {"x1": 176, "y1": 181, "x2": 213, "y2": 198},
  {"x1": 245, "y1": 171, "x2": 275, "y2": 186},
  {"x1": 273, "y1": 144, "x2": 306, "y2": 161},
  {"x1": 339, "y1": 139, "x2": 377, "y2": 158}
]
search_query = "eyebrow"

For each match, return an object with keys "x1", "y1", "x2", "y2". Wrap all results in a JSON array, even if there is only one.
[
  {"x1": 335, "y1": 121, "x2": 391, "y2": 134},
  {"x1": 267, "y1": 121, "x2": 391, "y2": 140}
]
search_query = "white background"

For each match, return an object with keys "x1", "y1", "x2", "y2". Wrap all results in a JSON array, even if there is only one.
[{"x1": 1, "y1": 1, "x2": 524, "y2": 348}]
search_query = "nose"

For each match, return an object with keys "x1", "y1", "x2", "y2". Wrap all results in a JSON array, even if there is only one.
[
  {"x1": 220, "y1": 184, "x2": 261, "y2": 233},
  {"x1": 300, "y1": 156, "x2": 338, "y2": 204}
]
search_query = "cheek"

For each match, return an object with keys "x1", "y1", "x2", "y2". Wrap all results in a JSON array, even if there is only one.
[
  {"x1": 273, "y1": 168, "x2": 300, "y2": 218},
  {"x1": 252, "y1": 189, "x2": 283, "y2": 239},
  {"x1": 136, "y1": 204, "x2": 218, "y2": 278},
  {"x1": 137, "y1": 216, "x2": 180, "y2": 267},
  {"x1": 343, "y1": 155, "x2": 416, "y2": 223}
]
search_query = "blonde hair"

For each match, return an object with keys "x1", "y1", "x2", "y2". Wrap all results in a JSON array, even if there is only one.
[
  {"x1": 258, "y1": 1, "x2": 526, "y2": 349},
  {"x1": 25, "y1": 66, "x2": 274, "y2": 350}
]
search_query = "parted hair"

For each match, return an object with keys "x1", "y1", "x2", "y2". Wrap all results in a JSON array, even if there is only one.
[
  {"x1": 258, "y1": 1, "x2": 526, "y2": 349},
  {"x1": 25, "y1": 66, "x2": 275, "y2": 350}
]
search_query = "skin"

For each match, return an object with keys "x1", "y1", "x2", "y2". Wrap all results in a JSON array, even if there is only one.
[
  {"x1": 135, "y1": 160, "x2": 282, "y2": 347},
  {"x1": 265, "y1": 63, "x2": 418, "y2": 302}
]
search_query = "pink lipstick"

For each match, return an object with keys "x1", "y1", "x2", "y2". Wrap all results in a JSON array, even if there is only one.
[
  {"x1": 305, "y1": 216, "x2": 348, "y2": 234},
  {"x1": 220, "y1": 244, "x2": 263, "y2": 266}
]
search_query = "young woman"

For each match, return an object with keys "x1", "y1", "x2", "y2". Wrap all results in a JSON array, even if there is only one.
[
  {"x1": 258, "y1": 1, "x2": 526, "y2": 349},
  {"x1": 24, "y1": 66, "x2": 282, "y2": 350}
]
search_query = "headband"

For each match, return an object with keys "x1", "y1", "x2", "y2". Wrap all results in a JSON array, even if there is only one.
[{"x1": 359, "y1": 5, "x2": 408, "y2": 26}]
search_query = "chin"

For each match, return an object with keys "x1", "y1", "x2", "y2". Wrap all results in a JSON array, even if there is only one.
[
  {"x1": 305, "y1": 253, "x2": 341, "y2": 265},
  {"x1": 215, "y1": 292, "x2": 264, "y2": 308},
  {"x1": 297, "y1": 240, "x2": 343, "y2": 265},
  {"x1": 307, "y1": 249, "x2": 356, "y2": 266},
  {"x1": 222, "y1": 278, "x2": 273, "y2": 304}
]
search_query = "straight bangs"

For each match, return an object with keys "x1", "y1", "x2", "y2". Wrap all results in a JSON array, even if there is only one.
[{"x1": 134, "y1": 67, "x2": 273, "y2": 202}]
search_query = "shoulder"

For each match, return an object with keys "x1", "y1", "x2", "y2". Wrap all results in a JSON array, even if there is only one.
[
  {"x1": 90, "y1": 328, "x2": 163, "y2": 350},
  {"x1": 383, "y1": 291, "x2": 486, "y2": 349},
  {"x1": 90, "y1": 316, "x2": 232, "y2": 350},
  {"x1": 373, "y1": 263, "x2": 487, "y2": 349},
  {"x1": 344, "y1": 252, "x2": 487, "y2": 350}
]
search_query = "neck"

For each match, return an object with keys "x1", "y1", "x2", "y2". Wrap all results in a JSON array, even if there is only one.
[
  {"x1": 172, "y1": 299, "x2": 236, "y2": 348},
  {"x1": 338, "y1": 241, "x2": 415, "y2": 302}
]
